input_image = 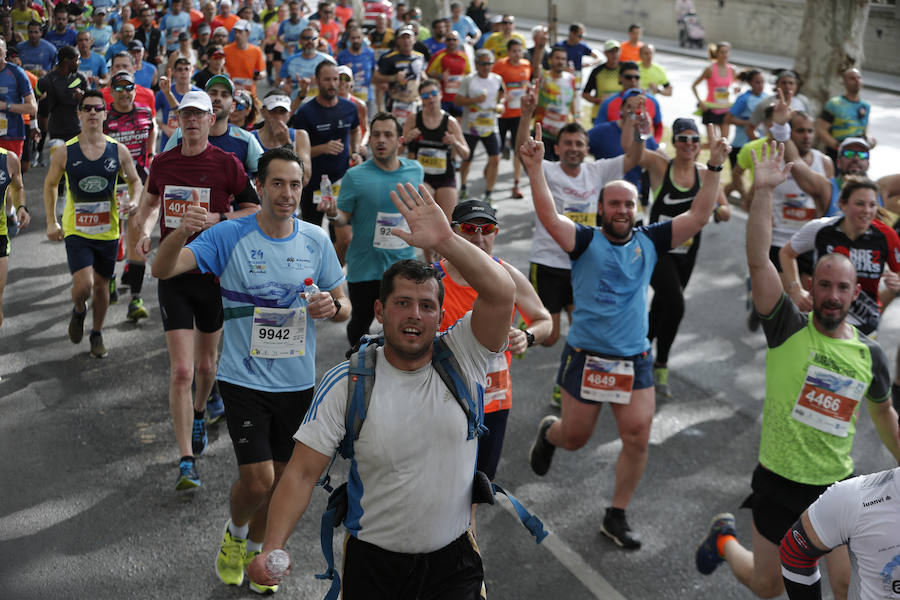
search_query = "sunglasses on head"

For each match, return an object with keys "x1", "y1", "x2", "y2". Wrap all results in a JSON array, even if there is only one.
[
  {"x1": 420, "y1": 89, "x2": 439, "y2": 99},
  {"x1": 841, "y1": 149, "x2": 869, "y2": 160},
  {"x1": 113, "y1": 83, "x2": 135, "y2": 92},
  {"x1": 456, "y1": 222, "x2": 498, "y2": 235},
  {"x1": 80, "y1": 104, "x2": 105, "y2": 113},
  {"x1": 674, "y1": 134, "x2": 700, "y2": 143}
]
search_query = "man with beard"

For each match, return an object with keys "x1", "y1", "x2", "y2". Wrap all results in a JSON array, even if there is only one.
[
  {"x1": 373, "y1": 25, "x2": 426, "y2": 127},
  {"x1": 694, "y1": 141, "x2": 900, "y2": 600},
  {"x1": 288, "y1": 61, "x2": 362, "y2": 226},
  {"x1": 164, "y1": 75, "x2": 264, "y2": 177},
  {"x1": 336, "y1": 26, "x2": 376, "y2": 110},
  {"x1": 523, "y1": 122, "x2": 728, "y2": 549}
]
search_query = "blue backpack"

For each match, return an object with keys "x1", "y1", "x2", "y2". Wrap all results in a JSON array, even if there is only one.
[{"x1": 312, "y1": 334, "x2": 548, "y2": 600}]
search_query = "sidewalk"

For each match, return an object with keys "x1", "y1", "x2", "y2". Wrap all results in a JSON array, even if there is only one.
[{"x1": 517, "y1": 17, "x2": 900, "y2": 95}]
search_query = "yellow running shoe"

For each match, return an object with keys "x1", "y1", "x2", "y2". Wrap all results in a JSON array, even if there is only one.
[
  {"x1": 244, "y1": 549, "x2": 279, "y2": 594},
  {"x1": 216, "y1": 521, "x2": 246, "y2": 586}
]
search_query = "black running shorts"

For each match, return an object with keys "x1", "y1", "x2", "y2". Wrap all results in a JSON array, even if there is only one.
[{"x1": 157, "y1": 272, "x2": 224, "y2": 333}]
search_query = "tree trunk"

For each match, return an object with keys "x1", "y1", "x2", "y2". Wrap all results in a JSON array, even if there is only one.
[
  {"x1": 416, "y1": 0, "x2": 450, "y2": 27},
  {"x1": 793, "y1": 0, "x2": 870, "y2": 117}
]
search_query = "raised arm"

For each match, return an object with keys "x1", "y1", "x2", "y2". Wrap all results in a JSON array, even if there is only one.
[
  {"x1": 521, "y1": 123, "x2": 576, "y2": 252},
  {"x1": 390, "y1": 182, "x2": 514, "y2": 353},
  {"x1": 747, "y1": 141, "x2": 793, "y2": 316},
  {"x1": 669, "y1": 126, "x2": 728, "y2": 247}
]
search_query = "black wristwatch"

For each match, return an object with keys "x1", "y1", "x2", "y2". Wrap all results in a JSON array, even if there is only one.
[
  {"x1": 525, "y1": 329, "x2": 535, "y2": 347},
  {"x1": 706, "y1": 162, "x2": 724, "y2": 172},
  {"x1": 331, "y1": 298, "x2": 342, "y2": 318}
]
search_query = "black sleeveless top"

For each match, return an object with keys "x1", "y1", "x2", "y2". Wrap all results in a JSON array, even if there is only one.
[
  {"x1": 409, "y1": 110, "x2": 454, "y2": 178},
  {"x1": 650, "y1": 160, "x2": 702, "y2": 256}
]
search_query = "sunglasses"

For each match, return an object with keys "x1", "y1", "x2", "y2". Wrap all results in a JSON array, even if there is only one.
[
  {"x1": 80, "y1": 104, "x2": 106, "y2": 112},
  {"x1": 622, "y1": 74, "x2": 640, "y2": 81},
  {"x1": 211, "y1": 52, "x2": 225, "y2": 58},
  {"x1": 235, "y1": 101, "x2": 249, "y2": 110},
  {"x1": 476, "y1": 61, "x2": 494, "y2": 66},
  {"x1": 420, "y1": 89, "x2": 439, "y2": 99},
  {"x1": 113, "y1": 83, "x2": 135, "y2": 92},
  {"x1": 301, "y1": 35, "x2": 317, "y2": 41},
  {"x1": 841, "y1": 149, "x2": 869, "y2": 160},
  {"x1": 674, "y1": 134, "x2": 700, "y2": 143},
  {"x1": 456, "y1": 222, "x2": 498, "y2": 235},
  {"x1": 501, "y1": 20, "x2": 513, "y2": 24}
]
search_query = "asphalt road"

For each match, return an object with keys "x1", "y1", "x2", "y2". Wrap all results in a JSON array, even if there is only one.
[{"x1": 2, "y1": 49, "x2": 899, "y2": 600}]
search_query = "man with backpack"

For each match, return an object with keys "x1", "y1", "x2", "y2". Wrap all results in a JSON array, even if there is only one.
[{"x1": 247, "y1": 182, "x2": 516, "y2": 597}]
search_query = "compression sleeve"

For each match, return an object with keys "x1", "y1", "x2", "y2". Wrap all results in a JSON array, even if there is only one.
[{"x1": 780, "y1": 518, "x2": 828, "y2": 599}]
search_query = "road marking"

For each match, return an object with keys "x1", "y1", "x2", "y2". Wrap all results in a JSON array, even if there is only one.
[{"x1": 498, "y1": 499, "x2": 628, "y2": 600}]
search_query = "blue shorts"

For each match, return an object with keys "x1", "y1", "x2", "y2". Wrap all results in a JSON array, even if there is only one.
[
  {"x1": 64, "y1": 235, "x2": 118, "y2": 279},
  {"x1": 556, "y1": 343, "x2": 654, "y2": 404}
]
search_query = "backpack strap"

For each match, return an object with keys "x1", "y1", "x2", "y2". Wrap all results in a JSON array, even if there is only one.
[
  {"x1": 339, "y1": 336, "x2": 380, "y2": 460},
  {"x1": 431, "y1": 336, "x2": 487, "y2": 440},
  {"x1": 490, "y1": 482, "x2": 549, "y2": 544}
]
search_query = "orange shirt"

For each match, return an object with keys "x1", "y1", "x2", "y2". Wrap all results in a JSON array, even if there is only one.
[
  {"x1": 334, "y1": 4, "x2": 353, "y2": 27},
  {"x1": 224, "y1": 42, "x2": 265, "y2": 94},
  {"x1": 437, "y1": 259, "x2": 520, "y2": 413},
  {"x1": 492, "y1": 57, "x2": 531, "y2": 119},
  {"x1": 212, "y1": 14, "x2": 240, "y2": 32},
  {"x1": 619, "y1": 40, "x2": 643, "y2": 63},
  {"x1": 318, "y1": 20, "x2": 341, "y2": 53}
]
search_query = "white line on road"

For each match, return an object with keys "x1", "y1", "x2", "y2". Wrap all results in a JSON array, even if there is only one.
[{"x1": 499, "y1": 499, "x2": 628, "y2": 600}]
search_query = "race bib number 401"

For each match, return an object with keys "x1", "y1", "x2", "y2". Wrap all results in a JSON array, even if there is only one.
[
  {"x1": 163, "y1": 185, "x2": 210, "y2": 228},
  {"x1": 791, "y1": 364, "x2": 865, "y2": 437}
]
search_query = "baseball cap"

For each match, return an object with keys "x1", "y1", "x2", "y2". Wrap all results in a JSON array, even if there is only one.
[
  {"x1": 208, "y1": 45, "x2": 225, "y2": 58},
  {"x1": 452, "y1": 200, "x2": 498, "y2": 225},
  {"x1": 672, "y1": 117, "x2": 699, "y2": 135},
  {"x1": 232, "y1": 19, "x2": 250, "y2": 32},
  {"x1": 198, "y1": 23, "x2": 211, "y2": 34},
  {"x1": 178, "y1": 90, "x2": 213, "y2": 112},
  {"x1": 220, "y1": 0, "x2": 232, "y2": 6},
  {"x1": 262, "y1": 94, "x2": 291, "y2": 111},
  {"x1": 397, "y1": 25, "x2": 415, "y2": 37},
  {"x1": 213, "y1": 26, "x2": 228, "y2": 37},
  {"x1": 178, "y1": 31, "x2": 189, "y2": 41},
  {"x1": 604, "y1": 40, "x2": 620, "y2": 51},
  {"x1": 838, "y1": 137, "x2": 870, "y2": 152},
  {"x1": 205, "y1": 74, "x2": 234, "y2": 94},
  {"x1": 336, "y1": 65, "x2": 353, "y2": 79},
  {"x1": 622, "y1": 88, "x2": 643, "y2": 100},
  {"x1": 94, "y1": 6, "x2": 108, "y2": 15},
  {"x1": 110, "y1": 70, "x2": 135, "y2": 86},
  {"x1": 6, "y1": 45, "x2": 18, "y2": 58},
  {"x1": 127, "y1": 39, "x2": 144, "y2": 51}
]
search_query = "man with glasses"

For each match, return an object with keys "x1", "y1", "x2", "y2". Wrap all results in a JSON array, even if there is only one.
[
  {"x1": 103, "y1": 52, "x2": 157, "y2": 116},
  {"x1": 43, "y1": 90, "x2": 142, "y2": 359},
  {"x1": 279, "y1": 26, "x2": 335, "y2": 101},
  {"x1": 314, "y1": 2, "x2": 341, "y2": 54},
  {"x1": 104, "y1": 70, "x2": 156, "y2": 322},
  {"x1": 816, "y1": 68, "x2": 875, "y2": 163},
  {"x1": 454, "y1": 48, "x2": 504, "y2": 203},
  {"x1": 129, "y1": 90, "x2": 261, "y2": 491},
  {"x1": 483, "y1": 14, "x2": 524, "y2": 61},
  {"x1": 426, "y1": 30, "x2": 470, "y2": 118},
  {"x1": 289, "y1": 61, "x2": 362, "y2": 225},
  {"x1": 157, "y1": 57, "x2": 201, "y2": 152},
  {"x1": 192, "y1": 43, "x2": 225, "y2": 90},
  {"x1": 224, "y1": 19, "x2": 266, "y2": 95},
  {"x1": 555, "y1": 23, "x2": 598, "y2": 75},
  {"x1": 583, "y1": 40, "x2": 623, "y2": 121},
  {"x1": 594, "y1": 61, "x2": 663, "y2": 143},
  {"x1": 373, "y1": 25, "x2": 425, "y2": 128}
]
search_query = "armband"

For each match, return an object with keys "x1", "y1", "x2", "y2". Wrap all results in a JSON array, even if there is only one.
[
  {"x1": 706, "y1": 162, "x2": 723, "y2": 172},
  {"x1": 770, "y1": 121, "x2": 791, "y2": 143},
  {"x1": 779, "y1": 518, "x2": 826, "y2": 587}
]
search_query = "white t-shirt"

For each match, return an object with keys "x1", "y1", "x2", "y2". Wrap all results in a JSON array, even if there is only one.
[
  {"x1": 772, "y1": 149, "x2": 827, "y2": 248},
  {"x1": 295, "y1": 312, "x2": 501, "y2": 553},
  {"x1": 808, "y1": 467, "x2": 900, "y2": 600},
  {"x1": 458, "y1": 72, "x2": 504, "y2": 137},
  {"x1": 530, "y1": 155, "x2": 625, "y2": 270}
]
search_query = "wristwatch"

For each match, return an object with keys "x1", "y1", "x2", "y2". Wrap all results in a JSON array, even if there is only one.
[
  {"x1": 525, "y1": 330, "x2": 535, "y2": 347},
  {"x1": 331, "y1": 297, "x2": 342, "y2": 318}
]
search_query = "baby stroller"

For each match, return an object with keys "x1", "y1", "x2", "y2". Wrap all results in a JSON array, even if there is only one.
[{"x1": 678, "y1": 10, "x2": 706, "y2": 48}]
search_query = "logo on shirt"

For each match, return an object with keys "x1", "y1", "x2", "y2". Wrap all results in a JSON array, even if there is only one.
[
  {"x1": 285, "y1": 256, "x2": 310, "y2": 269},
  {"x1": 660, "y1": 192, "x2": 692, "y2": 206},
  {"x1": 632, "y1": 245, "x2": 642, "y2": 262},
  {"x1": 103, "y1": 158, "x2": 118, "y2": 172},
  {"x1": 862, "y1": 495, "x2": 890, "y2": 508},
  {"x1": 0, "y1": 171, "x2": 8, "y2": 186},
  {"x1": 79, "y1": 175, "x2": 108, "y2": 193}
]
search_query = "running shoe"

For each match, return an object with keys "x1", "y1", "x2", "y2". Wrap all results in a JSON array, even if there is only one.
[
  {"x1": 216, "y1": 520, "x2": 246, "y2": 586},
  {"x1": 511, "y1": 185, "x2": 524, "y2": 199},
  {"x1": 68, "y1": 307, "x2": 87, "y2": 343},
  {"x1": 529, "y1": 415, "x2": 559, "y2": 476},
  {"x1": 89, "y1": 331, "x2": 108, "y2": 358},
  {"x1": 175, "y1": 458, "x2": 201, "y2": 491},
  {"x1": 192, "y1": 417, "x2": 208, "y2": 456},
  {"x1": 501, "y1": 144, "x2": 510, "y2": 160},
  {"x1": 550, "y1": 384, "x2": 561, "y2": 409},
  {"x1": 207, "y1": 391, "x2": 226, "y2": 425},
  {"x1": 654, "y1": 367, "x2": 672, "y2": 398},
  {"x1": 601, "y1": 508, "x2": 641, "y2": 550},
  {"x1": 695, "y1": 512, "x2": 736, "y2": 574},
  {"x1": 109, "y1": 278, "x2": 118, "y2": 305},
  {"x1": 245, "y1": 549, "x2": 279, "y2": 594},
  {"x1": 459, "y1": 186, "x2": 468, "y2": 200},
  {"x1": 127, "y1": 297, "x2": 149, "y2": 322}
]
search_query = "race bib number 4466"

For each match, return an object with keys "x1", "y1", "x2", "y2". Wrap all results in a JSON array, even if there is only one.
[
  {"x1": 791, "y1": 364, "x2": 865, "y2": 437},
  {"x1": 163, "y1": 185, "x2": 210, "y2": 228}
]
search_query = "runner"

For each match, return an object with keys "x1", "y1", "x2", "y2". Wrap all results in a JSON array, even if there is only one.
[
  {"x1": 532, "y1": 46, "x2": 576, "y2": 161},
  {"x1": 151, "y1": 147, "x2": 349, "y2": 594},
  {"x1": 246, "y1": 183, "x2": 516, "y2": 596},
  {"x1": 43, "y1": 90, "x2": 142, "y2": 358},
  {"x1": 252, "y1": 90, "x2": 311, "y2": 187},
  {"x1": 0, "y1": 147, "x2": 27, "y2": 328},
  {"x1": 492, "y1": 37, "x2": 530, "y2": 198},
  {"x1": 523, "y1": 122, "x2": 728, "y2": 549},
  {"x1": 129, "y1": 90, "x2": 261, "y2": 491},
  {"x1": 372, "y1": 25, "x2": 425, "y2": 128},
  {"x1": 694, "y1": 141, "x2": 900, "y2": 599}
]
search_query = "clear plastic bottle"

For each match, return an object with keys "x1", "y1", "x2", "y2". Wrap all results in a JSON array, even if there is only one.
[
  {"x1": 265, "y1": 549, "x2": 290, "y2": 580},
  {"x1": 318, "y1": 174, "x2": 333, "y2": 205},
  {"x1": 303, "y1": 278, "x2": 327, "y2": 321}
]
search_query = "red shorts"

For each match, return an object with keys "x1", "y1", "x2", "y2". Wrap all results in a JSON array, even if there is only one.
[{"x1": 0, "y1": 139, "x2": 24, "y2": 158}]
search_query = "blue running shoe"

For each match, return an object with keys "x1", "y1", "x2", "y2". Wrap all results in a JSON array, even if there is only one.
[
  {"x1": 176, "y1": 458, "x2": 201, "y2": 491},
  {"x1": 207, "y1": 392, "x2": 225, "y2": 425},
  {"x1": 696, "y1": 512, "x2": 736, "y2": 575},
  {"x1": 192, "y1": 417, "x2": 208, "y2": 456}
]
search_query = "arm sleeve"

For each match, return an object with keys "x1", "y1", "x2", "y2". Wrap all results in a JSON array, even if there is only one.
[
  {"x1": 245, "y1": 131, "x2": 264, "y2": 175},
  {"x1": 233, "y1": 175, "x2": 261, "y2": 206},
  {"x1": 595, "y1": 97, "x2": 612, "y2": 123},
  {"x1": 582, "y1": 67, "x2": 598, "y2": 94},
  {"x1": 15, "y1": 67, "x2": 33, "y2": 96},
  {"x1": 311, "y1": 227, "x2": 346, "y2": 292},
  {"x1": 819, "y1": 99, "x2": 835, "y2": 123},
  {"x1": 874, "y1": 219, "x2": 900, "y2": 273},
  {"x1": 568, "y1": 223, "x2": 595, "y2": 261},
  {"x1": 634, "y1": 221, "x2": 672, "y2": 255}
]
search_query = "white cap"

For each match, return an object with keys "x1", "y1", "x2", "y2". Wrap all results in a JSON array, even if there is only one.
[
  {"x1": 178, "y1": 90, "x2": 213, "y2": 113},
  {"x1": 336, "y1": 65, "x2": 353, "y2": 78},
  {"x1": 262, "y1": 94, "x2": 291, "y2": 111},
  {"x1": 838, "y1": 136, "x2": 870, "y2": 151},
  {"x1": 213, "y1": 26, "x2": 228, "y2": 36},
  {"x1": 232, "y1": 19, "x2": 250, "y2": 32}
]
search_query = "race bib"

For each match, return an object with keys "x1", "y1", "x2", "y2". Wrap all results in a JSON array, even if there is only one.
[
  {"x1": 506, "y1": 85, "x2": 525, "y2": 110},
  {"x1": 233, "y1": 77, "x2": 254, "y2": 90},
  {"x1": 351, "y1": 85, "x2": 369, "y2": 102},
  {"x1": 250, "y1": 307, "x2": 307, "y2": 358},
  {"x1": 541, "y1": 107, "x2": 567, "y2": 137},
  {"x1": 391, "y1": 101, "x2": 416, "y2": 127},
  {"x1": 564, "y1": 211, "x2": 596, "y2": 226},
  {"x1": 373, "y1": 211, "x2": 410, "y2": 249},
  {"x1": 0, "y1": 111, "x2": 7, "y2": 137},
  {"x1": 782, "y1": 194, "x2": 815, "y2": 222},
  {"x1": 658, "y1": 214, "x2": 693, "y2": 254},
  {"x1": 445, "y1": 75, "x2": 461, "y2": 95},
  {"x1": 472, "y1": 109, "x2": 495, "y2": 137},
  {"x1": 74, "y1": 201, "x2": 112, "y2": 234},
  {"x1": 313, "y1": 180, "x2": 340, "y2": 205},
  {"x1": 416, "y1": 147, "x2": 447, "y2": 175},
  {"x1": 163, "y1": 185, "x2": 210, "y2": 228},
  {"x1": 791, "y1": 364, "x2": 865, "y2": 437},
  {"x1": 484, "y1": 353, "x2": 510, "y2": 407},
  {"x1": 580, "y1": 355, "x2": 634, "y2": 404}
]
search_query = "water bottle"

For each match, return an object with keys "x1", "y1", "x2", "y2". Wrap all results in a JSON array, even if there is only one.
[
  {"x1": 318, "y1": 174, "x2": 332, "y2": 205},
  {"x1": 303, "y1": 278, "x2": 327, "y2": 321},
  {"x1": 634, "y1": 107, "x2": 652, "y2": 142},
  {"x1": 265, "y1": 549, "x2": 290, "y2": 580}
]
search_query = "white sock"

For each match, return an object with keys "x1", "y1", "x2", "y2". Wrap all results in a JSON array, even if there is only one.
[
  {"x1": 229, "y1": 521, "x2": 249, "y2": 540},
  {"x1": 246, "y1": 540, "x2": 263, "y2": 553}
]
